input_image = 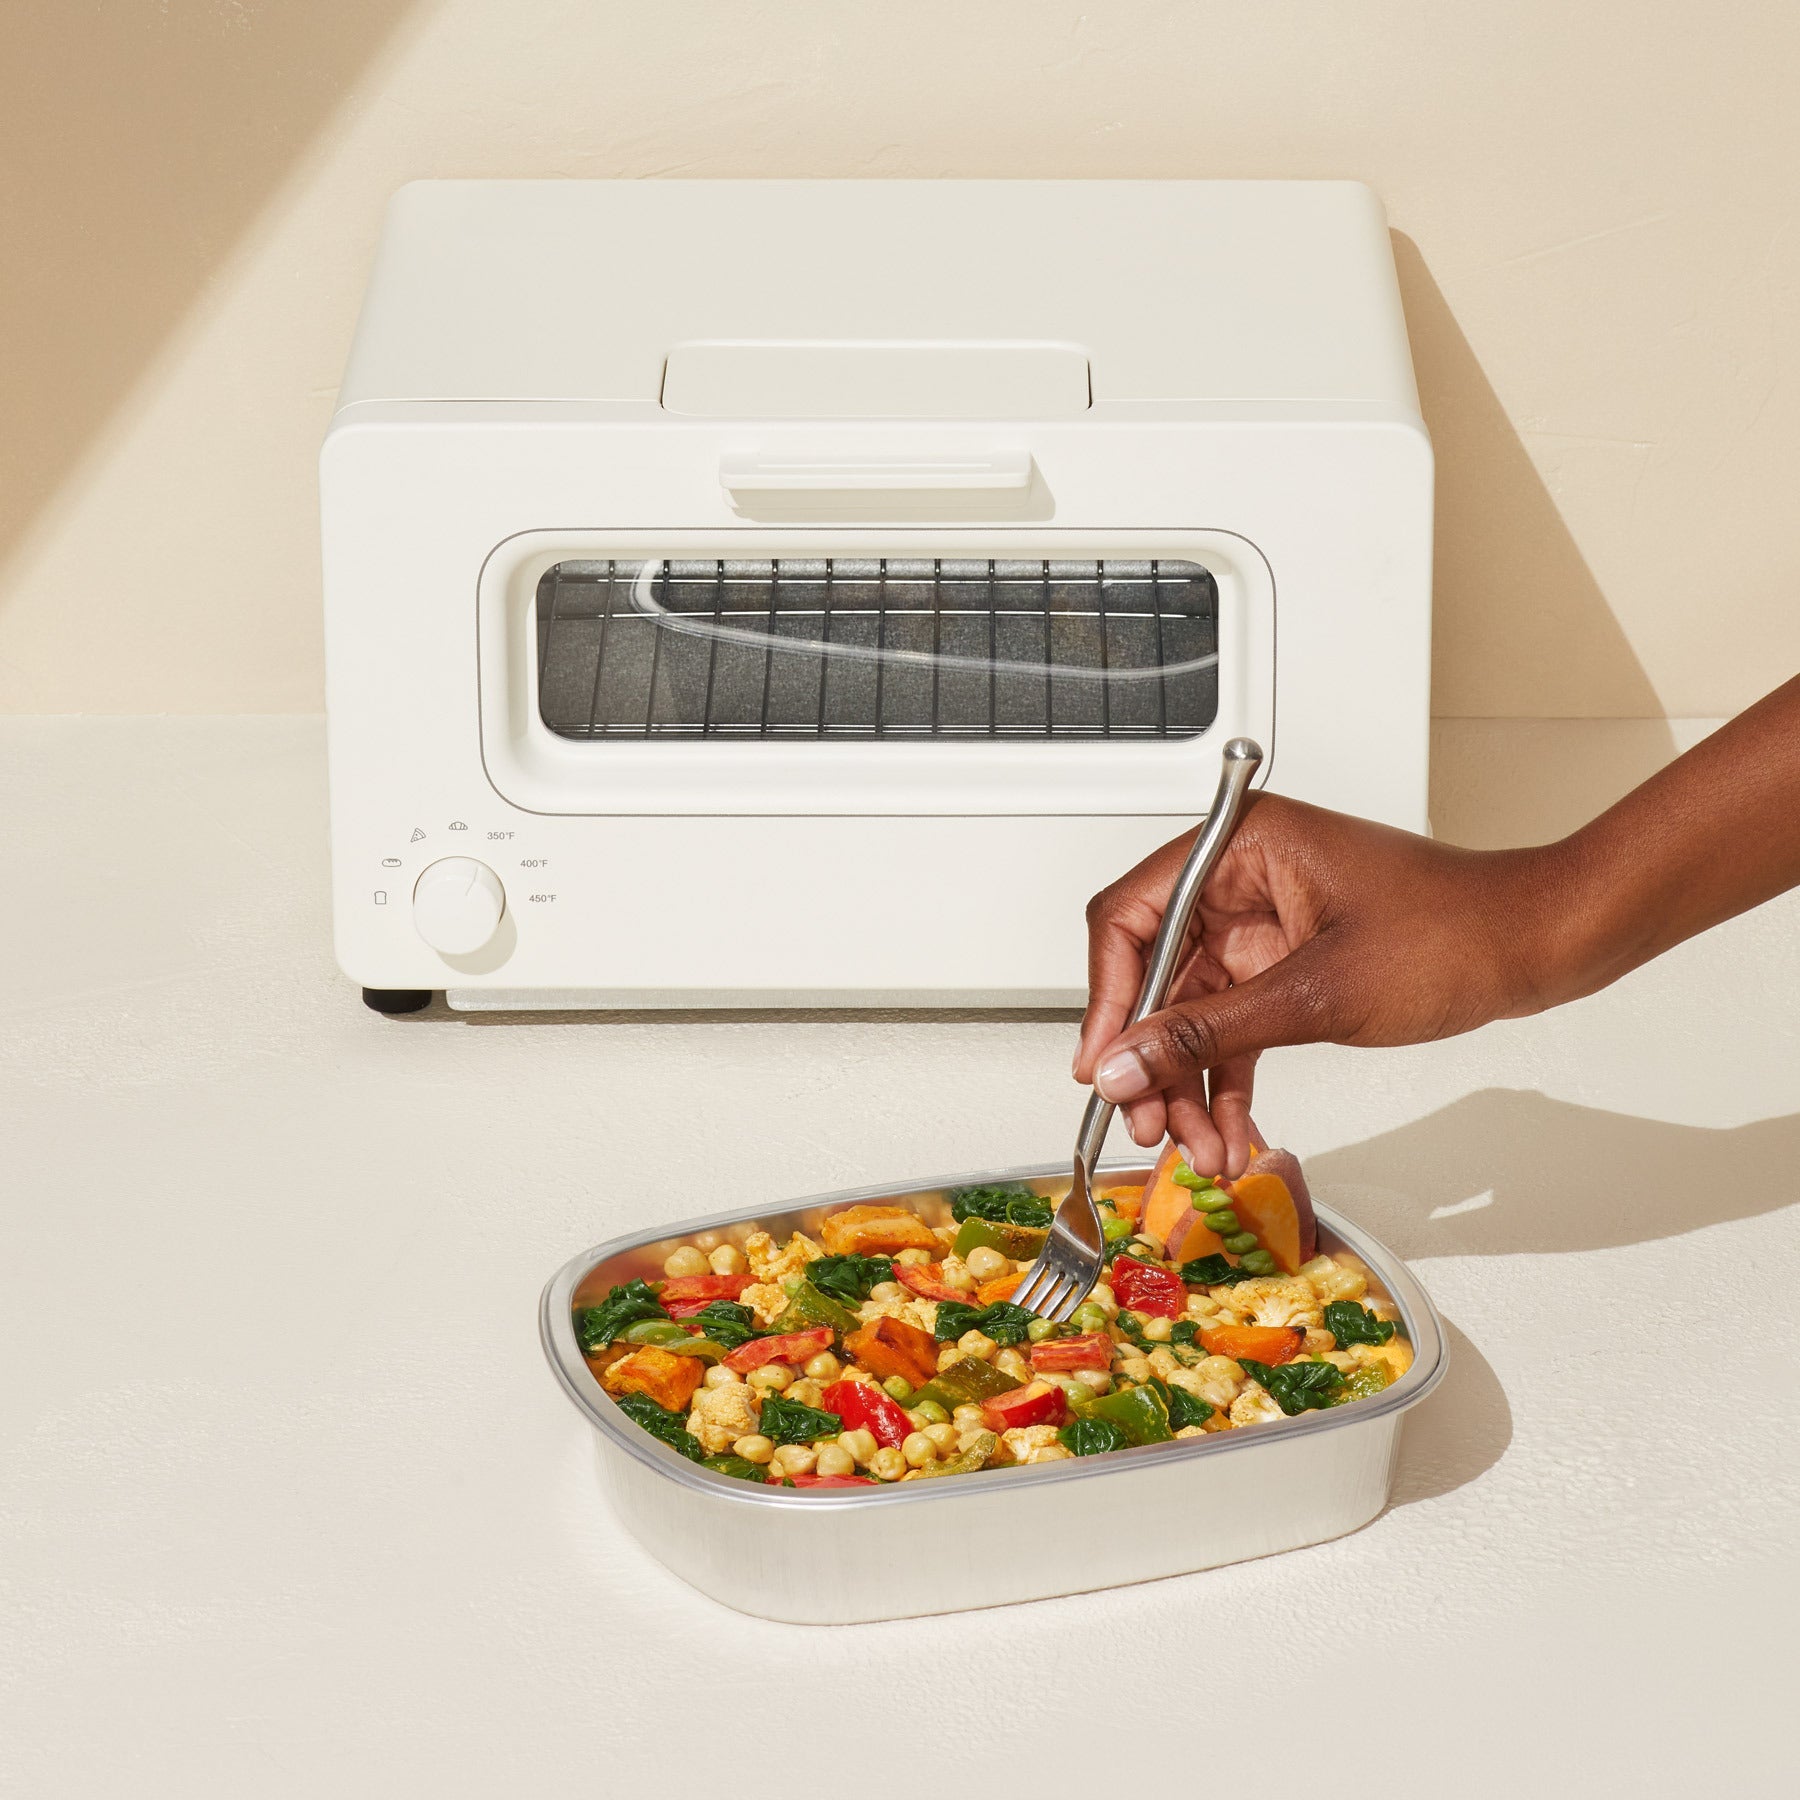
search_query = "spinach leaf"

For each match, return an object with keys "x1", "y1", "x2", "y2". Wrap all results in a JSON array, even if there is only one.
[
  {"x1": 685, "y1": 1300, "x2": 767, "y2": 1351},
  {"x1": 1170, "y1": 1319, "x2": 1202, "y2": 1347},
  {"x1": 1263, "y1": 1360, "x2": 1347, "y2": 1416},
  {"x1": 949, "y1": 1184, "x2": 1054, "y2": 1230},
  {"x1": 1178, "y1": 1254, "x2": 1261, "y2": 1289},
  {"x1": 1236, "y1": 1357, "x2": 1274, "y2": 1389},
  {"x1": 1059, "y1": 1417, "x2": 1131, "y2": 1457},
  {"x1": 806, "y1": 1253, "x2": 895, "y2": 1307},
  {"x1": 931, "y1": 1299, "x2": 1037, "y2": 1346},
  {"x1": 1324, "y1": 1301, "x2": 1396, "y2": 1348},
  {"x1": 756, "y1": 1393, "x2": 843, "y2": 1446},
  {"x1": 701, "y1": 1453, "x2": 768, "y2": 1483},
  {"x1": 1113, "y1": 1309, "x2": 1153, "y2": 1348},
  {"x1": 613, "y1": 1391, "x2": 705, "y2": 1461},
  {"x1": 1148, "y1": 1378, "x2": 1215, "y2": 1430},
  {"x1": 576, "y1": 1279, "x2": 669, "y2": 1352}
]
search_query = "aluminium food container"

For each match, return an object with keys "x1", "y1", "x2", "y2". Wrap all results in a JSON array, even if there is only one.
[{"x1": 539, "y1": 1160, "x2": 1446, "y2": 1624}]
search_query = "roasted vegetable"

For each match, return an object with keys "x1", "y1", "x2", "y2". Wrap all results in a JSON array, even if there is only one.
[
  {"x1": 769, "y1": 1277, "x2": 861, "y2": 1336},
  {"x1": 907, "y1": 1356, "x2": 1021, "y2": 1411},
  {"x1": 657, "y1": 1272, "x2": 755, "y2": 1317},
  {"x1": 1028, "y1": 1332, "x2": 1114, "y2": 1372},
  {"x1": 1199, "y1": 1323, "x2": 1307, "y2": 1366},
  {"x1": 819, "y1": 1378, "x2": 914, "y2": 1448},
  {"x1": 1109, "y1": 1255, "x2": 1186, "y2": 1319},
  {"x1": 951, "y1": 1217, "x2": 1049, "y2": 1261},
  {"x1": 576, "y1": 1279, "x2": 669, "y2": 1351},
  {"x1": 600, "y1": 1346, "x2": 706, "y2": 1413},
  {"x1": 980, "y1": 1381, "x2": 1069, "y2": 1433},
  {"x1": 721, "y1": 1326, "x2": 835, "y2": 1374},
  {"x1": 916, "y1": 1432, "x2": 998, "y2": 1478},
  {"x1": 843, "y1": 1315, "x2": 940, "y2": 1387},
  {"x1": 1078, "y1": 1383, "x2": 1174, "y2": 1445},
  {"x1": 1224, "y1": 1150, "x2": 1317, "y2": 1274},
  {"x1": 818, "y1": 1204, "x2": 940, "y2": 1258},
  {"x1": 894, "y1": 1261, "x2": 970, "y2": 1304},
  {"x1": 613, "y1": 1391, "x2": 706, "y2": 1461},
  {"x1": 1335, "y1": 1363, "x2": 1396, "y2": 1403}
]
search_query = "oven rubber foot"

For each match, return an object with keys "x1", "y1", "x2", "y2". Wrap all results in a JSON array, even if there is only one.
[{"x1": 362, "y1": 987, "x2": 433, "y2": 1015}]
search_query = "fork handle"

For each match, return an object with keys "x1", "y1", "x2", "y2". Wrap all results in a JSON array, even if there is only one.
[{"x1": 1075, "y1": 738, "x2": 1265, "y2": 1172}]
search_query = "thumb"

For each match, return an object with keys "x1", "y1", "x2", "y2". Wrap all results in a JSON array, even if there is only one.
[{"x1": 1091, "y1": 951, "x2": 1332, "y2": 1103}]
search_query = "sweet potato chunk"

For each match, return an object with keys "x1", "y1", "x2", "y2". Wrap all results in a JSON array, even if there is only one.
[
  {"x1": 819, "y1": 1204, "x2": 940, "y2": 1258},
  {"x1": 1199, "y1": 1324, "x2": 1307, "y2": 1367},
  {"x1": 975, "y1": 1272, "x2": 1023, "y2": 1307},
  {"x1": 600, "y1": 1345, "x2": 704, "y2": 1412},
  {"x1": 844, "y1": 1315, "x2": 940, "y2": 1387}
]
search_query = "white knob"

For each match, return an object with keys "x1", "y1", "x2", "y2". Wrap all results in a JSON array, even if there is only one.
[{"x1": 412, "y1": 857, "x2": 506, "y2": 956}]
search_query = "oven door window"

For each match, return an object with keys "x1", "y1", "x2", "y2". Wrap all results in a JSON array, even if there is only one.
[{"x1": 534, "y1": 558, "x2": 1218, "y2": 741}]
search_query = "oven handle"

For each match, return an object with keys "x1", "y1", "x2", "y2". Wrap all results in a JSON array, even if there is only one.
[{"x1": 718, "y1": 448, "x2": 1033, "y2": 494}]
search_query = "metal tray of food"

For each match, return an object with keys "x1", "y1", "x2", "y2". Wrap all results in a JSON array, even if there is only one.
[{"x1": 539, "y1": 1159, "x2": 1446, "y2": 1624}]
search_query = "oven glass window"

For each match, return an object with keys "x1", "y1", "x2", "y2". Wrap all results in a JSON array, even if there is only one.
[{"x1": 534, "y1": 558, "x2": 1218, "y2": 740}]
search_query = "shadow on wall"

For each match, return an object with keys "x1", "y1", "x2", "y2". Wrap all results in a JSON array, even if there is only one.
[
  {"x1": 1392, "y1": 231, "x2": 1677, "y2": 738},
  {"x1": 1312, "y1": 1088, "x2": 1800, "y2": 1263},
  {"x1": 0, "y1": 3, "x2": 422, "y2": 582}
]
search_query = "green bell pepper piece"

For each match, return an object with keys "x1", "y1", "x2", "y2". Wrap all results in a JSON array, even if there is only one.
[
  {"x1": 917, "y1": 1431, "x2": 998, "y2": 1478},
  {"x1": 1077, "y1": 1382, "x2": 1174, "y2": 1445},
  {"x1": 1335, "y1": 1363, "x2": 1395, "y2": 1404},
  {"x1": 770, "y1": 1277, "x2": 860, "y2": 1336},
  {"x1": 952, "y1": 1217, "x2": 1050, "y2": 1261},
  {"x1": 907, "y1": 1356, "x2": 1021, "y2": 1411}
]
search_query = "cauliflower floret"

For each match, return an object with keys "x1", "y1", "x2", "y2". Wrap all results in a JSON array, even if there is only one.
[
  {"x1": 744, "y1": 1229, "x2": 824, "y2": 1284},
  {"x1": 1145, "y1": 1346, "x2": 1188, "y2": 1384},
  {"x1": 1023, "y1": 1442, "x2": 1075, "y2": 1464},
  {"x1": 685, "y1": 1380, "x2": 762, "y2": 1453},
  {"x1": 855, "y1": 1297, "x2": 935, "y2": 1333},
  {"x1": 1001, "y1": 1424, "x2": 1063, "y2": 1463},
  {"x1": 1224, "y1": 1275, "x2": 1322, "y2": 1331},
  {"x1": 1229, "y1": 1383, "x2": 1286, "y2": 1428},
  {"x1": 740, "y1": 1282, "x2": 789, "y2": 1328},
  {"x1": 1300, "y1": 1253, "x2": 1368, "y2": 1305}
]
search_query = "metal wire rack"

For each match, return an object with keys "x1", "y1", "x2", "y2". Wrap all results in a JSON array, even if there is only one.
[{"x1": 534, "y1": 557, "x2": 1219, "y2": 740}]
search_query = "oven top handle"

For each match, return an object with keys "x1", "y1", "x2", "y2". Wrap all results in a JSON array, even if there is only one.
[{"x1": 718, "y1": 448, "x2": 1034, "y2": 494}]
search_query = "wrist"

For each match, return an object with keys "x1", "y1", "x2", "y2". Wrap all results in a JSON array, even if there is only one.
[{"x1": 1490, "y1": 832, "x2": 1643, "y2": 1016}]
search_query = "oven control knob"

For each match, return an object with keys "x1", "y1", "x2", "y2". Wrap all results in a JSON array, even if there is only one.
[{"x1": 412, "y1": 856, "x2": 506, "y2": 956}]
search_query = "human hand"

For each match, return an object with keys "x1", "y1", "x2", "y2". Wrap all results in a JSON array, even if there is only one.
[{"x1": 1072, "y1": 794, "x2": 1567, "y2": 1178}]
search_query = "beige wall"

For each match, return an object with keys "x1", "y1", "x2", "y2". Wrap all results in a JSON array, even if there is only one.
[{"x1": 2, "y1": 0, "x2": 1795, "y2": 718}]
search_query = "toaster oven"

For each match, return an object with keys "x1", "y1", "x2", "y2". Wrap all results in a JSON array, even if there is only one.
[{"x1": 321, "y1": 180, "x2": 1432, "y2": 1012}]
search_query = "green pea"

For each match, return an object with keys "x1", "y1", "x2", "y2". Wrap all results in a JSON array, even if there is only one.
[
  {"x1": 1101, "y1": 1216, "x2": 1133, "y2": 1243},
  {"x1": 1071, "y1": 1301, "x2": 1110, "y2": 1334},
  {"x1": 1223, "y1": 1232, "x2": 1260, "y2": 1255},
  {"x1": 913, "y1": 1399, "x2": 950, "y2": 1425},
  {"x1": 1026, "y1": 1315, "x2": 1059, "y2": 1343},
  {"x1": 1238, "y1": 1249, "x2": 1278, "y2": 1275},
  {"x1": 1202, "y1": 1209, "x2": 1240, "y2": 1234},
  {"x1": 882, "y1": 1376, "x2": 915, "y2": 1402}
]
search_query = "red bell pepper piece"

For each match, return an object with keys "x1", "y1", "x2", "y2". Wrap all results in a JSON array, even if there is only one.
[
  {"x1": 980, "y1": 1381, "x2": 1068, "y2": 1433},
  {"x1": 771, "y1": 1472, "x2": 879, "y2": 1487},
  {"x1": 1110, "y1": 1255, "x2": 1186, "y2": 1319},
  {"x1": 819, "y1": 1378, "x2": 913, "y2": 1448},
  {"x1": 658, "y1": 1272, "x2": 754, "y2": 1318},
  {"x1": 722, "y1": 1326, "x2": 834, "y2": 1373},
  {"x1": 893, "y1": 1261, "x2": 967, "y2": 1304},
  {"x1": 1029, "y1": 1332, "x2": 1114, "y2": 1371}
]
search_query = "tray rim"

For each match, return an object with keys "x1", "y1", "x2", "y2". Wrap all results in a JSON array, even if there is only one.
[{"x1": 539, "y1": 1156, "x2": 1448, "y2": 1508}]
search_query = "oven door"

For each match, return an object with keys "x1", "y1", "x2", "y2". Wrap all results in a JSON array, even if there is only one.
[{"x1": 477, "y1": 529, "x2": 1273, "y2": 816}]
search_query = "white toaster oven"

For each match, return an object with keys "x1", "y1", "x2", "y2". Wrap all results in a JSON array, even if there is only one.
[{"x1": 321, "y1": 180, "x2": 1432, "y2": 1013}]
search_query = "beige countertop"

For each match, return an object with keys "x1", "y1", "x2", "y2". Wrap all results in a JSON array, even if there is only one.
[{"x1": 3, "y1": 717, "x2": 1794, "y2": 1796}]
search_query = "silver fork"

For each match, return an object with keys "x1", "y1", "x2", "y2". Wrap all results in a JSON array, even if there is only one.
[{"x1": 1010, "y1": 737, "x2": 1265, "y2": 1323}]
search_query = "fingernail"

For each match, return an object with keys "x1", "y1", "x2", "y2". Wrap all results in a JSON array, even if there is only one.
[
  {"x1": 1093, "y1": 1049, "x2": 1150, "y2": 1102},
  {"x1": 1070, "y1": 1041, "x2": 1083, "y2": 1079}
]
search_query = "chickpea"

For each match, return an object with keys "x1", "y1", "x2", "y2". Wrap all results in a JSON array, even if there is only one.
[
  {"x1": 869, "y1": 1446, "x2": 907, "y2": 1482},
  {"x1": 924, "y1": 1421, "x2": 960, "y2": 1453},
  {"x1": 869, "y1": 1281, "x2": 906, "y2": 1302},
  {"x1": 964, "y1": 1245, "x2": 1010, "y2": 1282},
  {"x1": 936, "y1": 1345, "x2": 962, "y2": 1372},
  {"x1": 769, "y1": 1444, "x2": 818, "y2": 1479},
  {"x1": 662, "y1": 1244, "x2": 710, "y2": 1279},
  {"x1": 837, "y1": 1428, "x2": 878, "y2": 1466},
  {"x1": 803, "y1": 1351, "x2": 842, "y2": 1382},
  {"x1": 957, "y1": 1330, "x2": 998, "y2": 1361},
  {"x1": 691, "y1": 1230, "x2": 721, "y2": 1252},
  {"x1": 993, "y1": 1348, "x2": 1031, "y2": 1384},
  {"x1": 838, "y1": 1365, "x2": 878, "y2": 1386},
  {"x1": 1119, "y1": 1358, "x2": 1152, "y2": 1385},
  {"x1": 957, "y1": 1429, "x2": 991, "y2": 1456},
  {"x1": 1041, "y1": 1373, "x2": 1084, "y2": 1399},
  {"x1": 903, "y1": 1408, "x2": 929, "y2": 1430},
  {"x1": 893, "y1": 1247, "x2": 934, "y2": 1267},
  {"x1": 733, "y1": 1434, "x2": 775, "y2": 1465},
  {"x1": 1142, "y1": 1316, "x2": 1174, "y2": 1343},
  {"x1": 941, "y1": 1265, "x2": 977, "y2": 1294},
  {"x1": 748, "y1": 1363, "x2": 794, "y2": 1392},
  {"x1": 901, "y1": 1431, "x2": 937, "y2": 1468},
  {"x1": 786, "y1": 1378, "x2": 826, "y2": 1408},
  {"x1": 814, "y1": 1442, "x2": 856, "y2": 1478},
  {"x1": 707, "y1": 1243, "x2": 746, "y2": 1277},
  {"x1": 703, "y1": 1363, "x2": 742, "y2": 1389},
  {"x1": 1088, "y1": 1283, "x2": 1119, "y2": 1318},
  {"x1": 1134, "y1": 1232, "x2": 1165, "y2": 1260},
  {"x1": 951, "y1": 1404, "x2": 988, "y2": 1433},
  {"x1": 1072, "y1": 1370, "x2": 1112, "y2": 1396}
]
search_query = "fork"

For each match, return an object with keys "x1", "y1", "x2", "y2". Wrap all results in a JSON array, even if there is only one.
[{"x1": 1010, "y1": 738, "x2": 1265, "y2": 1324}]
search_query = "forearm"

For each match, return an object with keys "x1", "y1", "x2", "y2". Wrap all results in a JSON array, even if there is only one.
[{"x1": 1531, "y1": 674, "x2": 1800, "y2": 1006}]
